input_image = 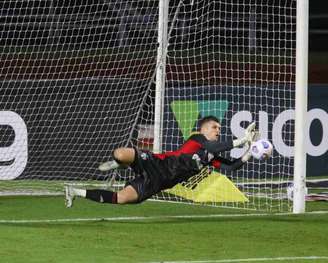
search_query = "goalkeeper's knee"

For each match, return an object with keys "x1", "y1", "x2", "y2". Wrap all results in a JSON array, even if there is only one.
[
  {"x1": 113, "y1": 148, "x2": 125, "y2": 164},
  {"x1": 113, "y1": 147, "x2": 135, "y2": 165}
]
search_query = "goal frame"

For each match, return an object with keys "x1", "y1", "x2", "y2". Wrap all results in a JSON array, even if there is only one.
[
  {"x1": 153, "y1": 0, "x2": 169, "y2": 154},
  {"x1": 293, "y1": 0, "x2": 309, "y2": 213},
  {"x1": 153, "y1": 0, "x2": 309, "y2": 214}
]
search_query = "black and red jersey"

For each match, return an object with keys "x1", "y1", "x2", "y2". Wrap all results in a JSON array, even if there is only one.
[
  {"x1": 129, "y1": 133, "x2": 245, "y2": 198},
  {"x1": 153, "y1": 133, "x2": 233, "y2": 169}
]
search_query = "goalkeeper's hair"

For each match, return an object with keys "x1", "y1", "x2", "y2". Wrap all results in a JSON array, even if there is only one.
[{"x1": 198, "y1": 115, "x2": 220, "y2": 128}]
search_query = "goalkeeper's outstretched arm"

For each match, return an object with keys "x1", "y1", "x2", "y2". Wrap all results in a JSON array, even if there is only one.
[
  {"x1": 203, "y1": 122, "x2": 257, "y2": 155},
  {"x1": 215, "y1": 148, "x2": 252, "y2": 172}
]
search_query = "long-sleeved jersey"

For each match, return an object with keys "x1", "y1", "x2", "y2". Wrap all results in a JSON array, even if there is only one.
[
  {"x1": 129, "y1": 133, "x2": 245, "y2": 202},
  {"x1": 153, "y1": 133, "x2": 241, "y2": 170}
]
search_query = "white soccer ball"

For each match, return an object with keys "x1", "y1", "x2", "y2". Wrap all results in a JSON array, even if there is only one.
[{"x1": 250, "y1": 139, "x2": 273, "y2": 160}]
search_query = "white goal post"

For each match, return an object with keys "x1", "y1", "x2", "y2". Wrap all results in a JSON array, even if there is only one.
[
  {"x1": 0, "y1": 0, "x2": 308, "y2": 213},
  {"x1": 293, "y1": 0, "x2": 308, "y2": 213}
]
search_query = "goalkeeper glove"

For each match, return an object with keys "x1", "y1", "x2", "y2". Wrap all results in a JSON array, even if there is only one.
[
  {"x1": 241, "y1": 130, "x2": 261, "y2": 163},
  {"x1": 233, "y1": 122, "x2": 256, "y2": 147},
  {"x1": 241, "y1": 142, "x2": 253, "y2": 162}
]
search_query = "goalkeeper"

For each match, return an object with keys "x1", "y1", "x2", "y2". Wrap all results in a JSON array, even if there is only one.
[{"x1": 65, "y1": 116, "x2": 258, "y2": 207}]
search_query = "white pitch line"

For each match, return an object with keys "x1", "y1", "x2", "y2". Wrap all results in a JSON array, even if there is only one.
[
  {"x1": 0, "y1": 211, "x2": 327, "y2": 224},
  {"x1": 147, "y1": 256, "x2": 328, "y2": 263}
]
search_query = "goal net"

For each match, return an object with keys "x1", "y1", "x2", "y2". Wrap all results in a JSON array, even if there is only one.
[{"x1": 0, "y1": 0, "x2": 296, "y2": 212}]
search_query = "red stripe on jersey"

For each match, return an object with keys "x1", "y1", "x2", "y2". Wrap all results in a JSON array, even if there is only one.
[
  {"x1": 153, "y1": 139, "x2": 202, "y2": 160},
  {"x1": 211, "y1": 159, "x2": 222, "y2": 169}
]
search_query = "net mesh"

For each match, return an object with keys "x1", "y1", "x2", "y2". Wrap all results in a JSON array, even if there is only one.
[{"x1": 0, "y1": 0, "x2": 296, "y2": 211}]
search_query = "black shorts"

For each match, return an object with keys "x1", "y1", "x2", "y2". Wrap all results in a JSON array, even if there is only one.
[
  {"x1": 126, "y1": 148, "x2": 200, "y2": 203},
  {"x1": 126, "y1": 148, "x2": 165, "y2": 203}
]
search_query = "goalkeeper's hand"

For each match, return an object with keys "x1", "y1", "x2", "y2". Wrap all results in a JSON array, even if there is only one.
[
  {"x1": 240, "y1": 130, "x2": 261, "y2": 163},
  {"x1": 233, "y1": 122, "x2": 257, "y2": 148},
  {"x1": 241, "y1": 141, "x2": 253, "y2": 163}
]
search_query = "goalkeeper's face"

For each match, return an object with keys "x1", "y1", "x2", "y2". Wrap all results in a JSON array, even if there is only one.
[{"x1": 200, "y1": 121, "x2": 221, "y2": 141}]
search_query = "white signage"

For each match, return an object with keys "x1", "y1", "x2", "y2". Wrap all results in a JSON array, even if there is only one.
[
  {"x1": 0, "y1": 111, "x2": 28, "y2": 180},
  {"x1": 231, "y1": 108, "x2": 328, "y2": 158}
]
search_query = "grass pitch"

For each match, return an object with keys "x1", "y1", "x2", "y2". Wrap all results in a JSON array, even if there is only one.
[{"x1": 0, "y1": 196, "x2": 327, "y2": 263}]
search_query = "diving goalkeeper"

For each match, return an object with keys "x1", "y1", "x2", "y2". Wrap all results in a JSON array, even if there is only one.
[{"x1": 65, "y1": 116, "x2": 258, "y2": 207}]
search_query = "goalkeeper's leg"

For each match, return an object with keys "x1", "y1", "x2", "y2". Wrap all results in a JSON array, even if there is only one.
[
  {"x1": 98, "y1": 147, "x2": 135, "y2": 171},
  {"x1": 65, "y1": 185, "x2": 138, "y2": 207}
]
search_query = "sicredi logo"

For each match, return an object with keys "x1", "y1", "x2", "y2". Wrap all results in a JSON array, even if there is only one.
[
  {"x1": 0, "y1": 111, "x2": 28, "y2": 180},
  {"x1": 171, "y1": 100, "x2": 328, "y2": 158},
  {"x1": 230, "y1": 109, "x2": 328, "y2": 158}
]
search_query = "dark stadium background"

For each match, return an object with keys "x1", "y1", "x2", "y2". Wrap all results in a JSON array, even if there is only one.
[{"x1": 0, "y1": 1, "x2": 327, "y2": 178}]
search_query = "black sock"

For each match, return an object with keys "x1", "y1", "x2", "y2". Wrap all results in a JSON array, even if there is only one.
[{"x1": 86, "y1": 189, "x2": 118, "y2": 204}]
